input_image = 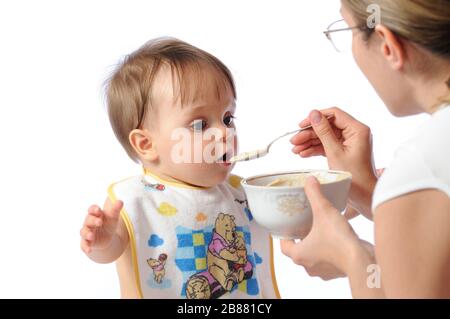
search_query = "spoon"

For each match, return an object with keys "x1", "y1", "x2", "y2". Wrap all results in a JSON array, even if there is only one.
[{"x1": 230, "y1": 115, "x2": 334, "y2": 163}]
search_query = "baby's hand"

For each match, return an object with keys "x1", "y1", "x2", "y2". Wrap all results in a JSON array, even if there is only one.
[{"x1": 80, "y1": 200, "x2": 123, "y2": 254}]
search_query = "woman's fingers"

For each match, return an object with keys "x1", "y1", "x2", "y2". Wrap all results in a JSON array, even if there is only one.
[
  {"x1": 280, "y1": 239, "x2": 304, "y2": 264},
  {"x1": 344, "y1": 205, "x2": 360, "y2": 220},
  {"x1": 299, "y1": 109, "x2": 338, "y2": 128},
  {"x1": 290, "y1": 129, "x2": 317, "y2": 145},
  {"x1": 291, "y1": 127, "x2": 342, "y2": 145},
  {"x1": 299, "y1": 107, "x2": 357, "y2": 129},
  {"x1": 308, "y1": 110, "x2": 343, "y2": 157},
  {"x1": 290, "y1": 126, "x2": 342, "y2": 151},
  {"x1": 281, "y1": 239, "x2": 347, "y2": 280},
  {"x1": 292, "y1": 110, "x2": 347, "y2": 159},
  {"x1": 280, "y1": 239, "x2": 295, "y2": 257},
  {"x1": 299, "y1": 145, "x2": 325, "y2": 158},
  {"x1": 292, "y1": 139, "x2": 322, "y2": 154}
]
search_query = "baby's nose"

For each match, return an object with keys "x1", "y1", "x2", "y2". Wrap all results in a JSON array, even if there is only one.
[{"x1": 216, "y1": 125, "x2": 235, "y2": 142}]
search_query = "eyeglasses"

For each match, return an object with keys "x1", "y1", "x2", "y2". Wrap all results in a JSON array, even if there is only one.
[{"x1": 323, "y1": 19, "x2": 369, "y2": 53}]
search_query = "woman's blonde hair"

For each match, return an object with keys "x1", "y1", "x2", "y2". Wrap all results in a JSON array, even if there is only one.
[
  {"x1": 104, "y1": 37, "x2": 236, "y2": 162},
  {"x1": 342, "y1": 0, "x2": 450, "y2": 107}
]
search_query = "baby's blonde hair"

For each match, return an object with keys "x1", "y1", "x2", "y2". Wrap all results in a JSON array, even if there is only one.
[
  {"x1": 343, "y1": 0, "x2": 450, "y2": 107},
  {"x1": 104, "y1": 37, "x2": 236, "y2": 162}
]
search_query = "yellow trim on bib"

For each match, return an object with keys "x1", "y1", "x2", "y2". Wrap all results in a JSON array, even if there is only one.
[
  {"x1": 228, "y1": 175, "x2": 243, "y2": 189},
  {"x1": 269, "y1": 236, "x2": 281, "y2": 299},
  {"x1": 108, "y1": 183, "x2": 144, "y2": 299}
]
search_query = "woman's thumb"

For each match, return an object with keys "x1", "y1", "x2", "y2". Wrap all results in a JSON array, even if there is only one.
[
  {"x1": 304, "y1": 176, "x2": 333, "y2": 214},
  {"x1": 309, "y1": 110, "x2": 342, "y2": 156}
]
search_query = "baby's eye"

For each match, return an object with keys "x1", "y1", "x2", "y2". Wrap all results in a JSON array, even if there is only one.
[
  {"x1": 223, "y1": 115, "x2": 236, "y2": 127},
  {"x1": 191, "y1": 119, "x2": 207, "y2": 132}
]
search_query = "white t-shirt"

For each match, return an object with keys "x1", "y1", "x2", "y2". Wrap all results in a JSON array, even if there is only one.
[{"x1": 372, "y1": 104, "x2": 450, "y2": 212}]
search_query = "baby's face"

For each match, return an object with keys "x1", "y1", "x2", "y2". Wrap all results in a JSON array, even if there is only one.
[{"x1": 144, "y1": 66, "x2": 238, "y2": 188}]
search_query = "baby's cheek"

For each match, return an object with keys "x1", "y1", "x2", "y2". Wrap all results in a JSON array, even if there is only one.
[
  {"x1": 160, "y1": 139, "x2": 178, "y2": 162},
  {"x1": 200, "y1": 139, "x2": 220, "y2": 161},
  {"x1": 162, "y1": 133, "x2": 196, "y2": 164}
]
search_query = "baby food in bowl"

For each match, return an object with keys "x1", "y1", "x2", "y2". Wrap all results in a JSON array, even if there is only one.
[
  {"x1": 266, "y1": 171, "x2": 348, "y2": 187},
  {"x1": 241, "y1": 170, "x2": 352, "y2": 239}
]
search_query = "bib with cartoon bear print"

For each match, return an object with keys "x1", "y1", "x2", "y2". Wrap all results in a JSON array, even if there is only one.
[{"x1": 108, "y1": 171, "x2": 280, "y2": 299}]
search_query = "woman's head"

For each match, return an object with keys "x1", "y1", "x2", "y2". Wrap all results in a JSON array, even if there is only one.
[{"x1": 341, "y1": 0, "x2": 450, "y2": 116}]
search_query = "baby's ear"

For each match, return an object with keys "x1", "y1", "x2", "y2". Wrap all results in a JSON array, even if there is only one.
[{"x1": 129, "y1": 129, "x2": 159, "y2": 162}]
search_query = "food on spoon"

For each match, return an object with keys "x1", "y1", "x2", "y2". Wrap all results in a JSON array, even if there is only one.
[{"x1": 230, "y1": 149, "x2": 268, "y2": 163}]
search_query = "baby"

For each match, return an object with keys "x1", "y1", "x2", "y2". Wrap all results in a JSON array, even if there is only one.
[{"x1": 80, "y1": 38, "x2": 280, "y2": 299}]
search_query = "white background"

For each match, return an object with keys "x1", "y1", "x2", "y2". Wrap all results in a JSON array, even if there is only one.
[{"x1": 0, "y1": 0, "x2": 427, "y2": 298}]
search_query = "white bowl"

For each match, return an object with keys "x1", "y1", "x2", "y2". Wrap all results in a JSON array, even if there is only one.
[{"x1": 241, "y1": 170, "x2": 352, "y2": 239}]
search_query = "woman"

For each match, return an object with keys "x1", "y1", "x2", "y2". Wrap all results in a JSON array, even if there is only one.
[{"x1": 281, "y1": 0, "x2": 450, "y2": 298}]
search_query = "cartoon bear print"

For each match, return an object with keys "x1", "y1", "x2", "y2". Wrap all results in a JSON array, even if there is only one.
[
  {"x1": 185, "y1": 274, "x2": 211, "y2": 299},
  {"x1": 185, "y1": 213, "x2": 253, "y2": 299},
  {"x1": 147, "y1": 253, "x2": 168, "y2": 284},
  {"x1": 207, "y1": 213, "x2": 253, "y2": 291}
]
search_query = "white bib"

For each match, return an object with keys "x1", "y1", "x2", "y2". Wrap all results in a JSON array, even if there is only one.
[{"x1": 108, "y1": 171, "x2": 280, "y2": 299}]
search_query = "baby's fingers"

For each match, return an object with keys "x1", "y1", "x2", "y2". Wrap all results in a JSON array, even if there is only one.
[
  {"x1": 84, "y1": 214, "x2": 103, "y2": 228},
  {"x1": 80, "y1": 224, "x2": 96, "y2": 253},
  {"x1": 104, "y1": 200, "x2": 123, "y2": 221},
  {"x1": 88, "y1": 205, "x2": 103, "y2": 217},
  {"x1": 80, "y1": 225, "x2": 96, "y2": 243},
  {"x1": 102, "y1": 200, "x2": 123, "y2": 234},
  {"x1": 80, "y1": 238, "x2": 93, "y2": 254}
]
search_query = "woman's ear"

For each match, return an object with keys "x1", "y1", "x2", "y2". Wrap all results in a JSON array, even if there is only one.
[
  {"x1": 129, "y1": 129, "x2": 159, "y2": 162},
  {"x1": 374, "y1": 24, "x2": 405, "y2": 71}
]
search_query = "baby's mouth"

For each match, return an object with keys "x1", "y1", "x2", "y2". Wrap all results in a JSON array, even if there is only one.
[{"x1": 217, "y1": 150, "x2": 233, "y2": 165}]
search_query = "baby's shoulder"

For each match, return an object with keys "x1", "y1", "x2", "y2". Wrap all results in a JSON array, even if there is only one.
[
  {"x1": 108, "y1": 175, "x2": 142, "y2": 192},
  {"x1": 107, "y1": 175, "x2": 175, "y2": 221}
]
